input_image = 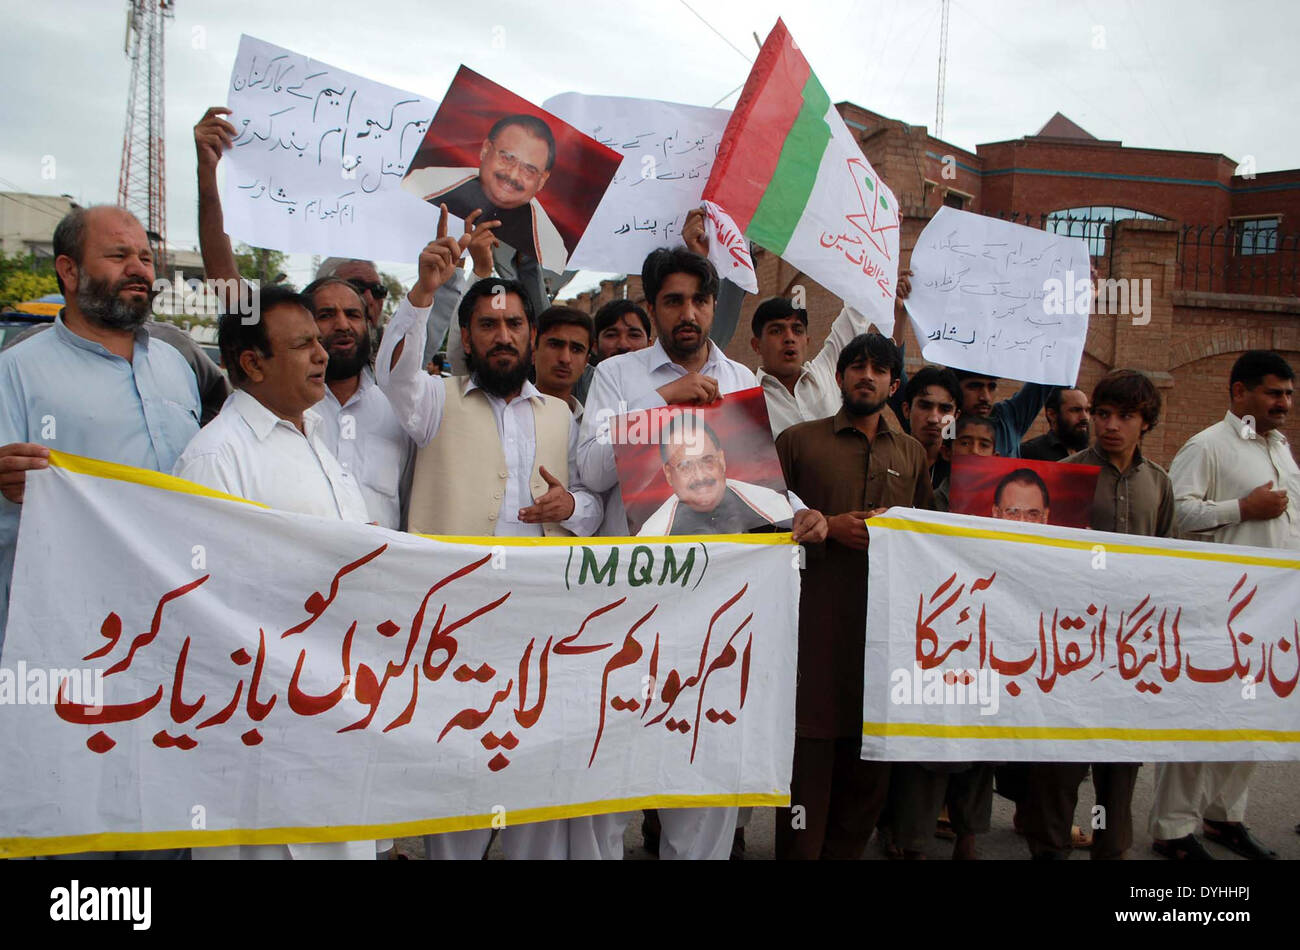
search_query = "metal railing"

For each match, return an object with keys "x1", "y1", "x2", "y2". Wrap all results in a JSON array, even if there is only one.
[{"x1": 1175, "y1": 223, "x2": 1299, "y2": 297}]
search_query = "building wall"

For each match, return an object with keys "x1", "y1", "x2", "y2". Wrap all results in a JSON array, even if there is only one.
[{"x1": 0, "y1": 193, "x2": 74, "y2": 259}]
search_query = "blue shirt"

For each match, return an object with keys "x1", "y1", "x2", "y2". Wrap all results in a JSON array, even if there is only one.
[
  {"x1": 990, "y1": 382, "x2": 1056, "y2": 459},
  {"x1": 0, "y1": 314, "x2": 201, "y2": 646}
]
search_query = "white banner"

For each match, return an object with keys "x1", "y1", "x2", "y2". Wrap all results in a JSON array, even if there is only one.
[
  {"x1": 0, "y1": 454, "x2": 797, "y2": 857},
  {"x1": 222, "y1": 34, "x2": 440, "y2": 262},
  {"x1": 904, "y1": 207, "x2": 1091, "y2": 385},
  {"x1": 863, "y1": 508, "x2": 1300, "y2": 762},
  {"x1": 542, "y1": 93, "x2": 730, "y2": 274}
]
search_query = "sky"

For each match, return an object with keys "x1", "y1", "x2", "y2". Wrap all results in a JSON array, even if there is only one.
[{"x1": 1, "y1": 0, "x2": 1294, "y2": 293}]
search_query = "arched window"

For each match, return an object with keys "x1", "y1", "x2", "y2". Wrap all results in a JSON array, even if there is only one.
[{"x1": 1046, "y1": 206, "x2": 1166, "y2": 256}]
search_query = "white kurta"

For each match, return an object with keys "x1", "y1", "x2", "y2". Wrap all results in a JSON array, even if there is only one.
[
  {"x1": 757, "y1": 305, "x2": 875, "y2": 437},
  {"x1": 312, "y1": 368, "x2": 414, "y2": 531},
  {"x1": 174, "y1": 389, "x2": 375, "y2": 861}
]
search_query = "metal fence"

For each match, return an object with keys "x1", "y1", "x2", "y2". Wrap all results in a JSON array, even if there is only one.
[
  {"x1": 974, "y1": 210, "x2": 1299, "y2": 297},
  {"x1": 1175, "y1": 223, "x2": 1299, "y2": 297}
]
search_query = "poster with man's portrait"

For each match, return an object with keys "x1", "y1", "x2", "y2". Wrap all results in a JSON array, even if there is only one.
[
  {"x1": 612, "y1": 388, "x2": 793, "y2": 537},
  {"x1": 949, "y1": 455, "x2": 1100, "y2": 529},
  {"x1": 401, "y1": 65, "x2": 621, "y2": 274}
]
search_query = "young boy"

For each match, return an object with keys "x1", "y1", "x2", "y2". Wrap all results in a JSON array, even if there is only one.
[{"x1": 1021, "y1": 369, "x2": 1173, "y2": 860}]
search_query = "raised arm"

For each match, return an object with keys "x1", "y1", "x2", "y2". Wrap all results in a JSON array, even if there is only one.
[{"x1": 193, "y1": 106, "x2": 245, "y2": 312}]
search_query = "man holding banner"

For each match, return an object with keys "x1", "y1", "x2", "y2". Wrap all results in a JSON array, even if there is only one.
[
  {"x1": 774, "y1": 332, "x2": 933, "y2": 859},
  {"x1": 0, "y1": 206, "x2": 201, "y2": 653},
  {"x1": 1021, "y1": 369, "x2": 1173, "y2": 860},
  {"x1": 377, "y1": 216, "x2": 610, "y2": 859},
  {"x1": 173, "y1": 283, "x2": 376, "y2": 860},
  {"x1": 580, "y1": 245, "x2": 825, "y2": 859}
]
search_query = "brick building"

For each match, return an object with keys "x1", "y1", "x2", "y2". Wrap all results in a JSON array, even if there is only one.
[{"x1": 561, "y1": 104, "x2": 1300, "y2": 466}]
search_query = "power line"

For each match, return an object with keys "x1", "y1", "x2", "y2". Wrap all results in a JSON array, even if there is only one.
[
  {"x1": 0, "y1": 189, "x2": 69, "y2": 223},
  {"x1": 677, "y1": 0, "x2": 753, "y2": 64}
]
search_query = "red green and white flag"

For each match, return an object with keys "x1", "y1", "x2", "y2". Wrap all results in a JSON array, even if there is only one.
[{"x1": 702, "y1": 19, "x2": 901, "y2": 333}]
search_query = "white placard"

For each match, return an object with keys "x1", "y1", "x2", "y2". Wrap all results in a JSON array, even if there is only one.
[
  {"x1": 221, "y1": 34, "x2": 441, "y2": 262},
  {"x1": 543, "y1": 93, "x2": 730, "y2": 274},
  {"x1": 904, "y1": 207, "x2": 1091, "y2": 385}
]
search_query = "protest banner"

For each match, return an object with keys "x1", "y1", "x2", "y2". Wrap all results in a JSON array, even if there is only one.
[
  {"x1": 903, "y1": 206, "x2": 1092, "y2": 385},
  {"x1": 542, "y1": 93, "x2": 739, "y2": 279},
  {"x1": 0, "y1": 453, "x2": 797, "y2": 857},
  {"x1": 402, "y1": 67, "x2": 622, "y2": 274},
  {"x1": 221, "y1": 34, "x2": 440, "y2": 262},
  {"x1": 949, "y1": 454, "x2": 1100, "y2": 528},
  {"x1": 702, "y1": 18, "x2": 901, "y2": 333},
  {"x1": 862, "y1": 507, "x2": 1300, "y2": 764}
]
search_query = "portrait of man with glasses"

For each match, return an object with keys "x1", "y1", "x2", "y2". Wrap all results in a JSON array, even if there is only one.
[
  {"x1": 638, "y1": 411, "x2": 794, "y2": 537},
  {"x1": 402, "y1": 112, "x2": 566, "y2": 274}
]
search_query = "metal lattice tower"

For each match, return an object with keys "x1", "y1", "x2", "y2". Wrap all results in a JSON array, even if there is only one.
[
  {"x1": 117, "y1": 0, "x2": 174, "y2": 272},
  {"x1": 935, "y1": 0, "x2": 950, "y2": 139}
]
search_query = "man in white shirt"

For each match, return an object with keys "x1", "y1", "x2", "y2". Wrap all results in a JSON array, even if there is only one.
[
  {"x1": 174, "y1": 284, "x2": 375, "y2": 860},
  {"x1": 1149, "y1": 350, "x2": 1297, "y2": 862},
  {"x1": 749, "y1": 296, "x2": 877, "y2": 438},
  {"x1": 302, "y1": 277, "x2": 414, "y2": 530},
  {"x1": 579, "y1": 246, "x2": 827, "y2": 860},
  {"x1": 195, "y1": 107, "x2": 414, "y2": 533},
  {"x1": 376, "y1": 213, "x2": 607, "y2": 859}
]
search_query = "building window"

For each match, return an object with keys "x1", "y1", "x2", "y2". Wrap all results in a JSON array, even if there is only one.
[
  {"x1": 1046, "y1": 206, "x2": 1165, "y2": 256},
  {"x1": 943, "y1": 191, "x2": 967, "y2": 210},
  {"x1": 1235, "y1": 217, "x2": 1279, "y2": 256}
]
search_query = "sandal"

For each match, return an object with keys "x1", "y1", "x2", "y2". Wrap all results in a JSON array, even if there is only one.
[
  {"x1": 935, "y1": 808, "x2": 956, "y2": 841},
  {"x1": 1070, "y1": 825, "x2": 1093, "y2": 848}
]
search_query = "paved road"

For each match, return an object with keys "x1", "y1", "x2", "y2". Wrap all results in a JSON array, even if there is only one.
[{"x1": 395, "y1": 761, "x2": 1300, "y2": 860}]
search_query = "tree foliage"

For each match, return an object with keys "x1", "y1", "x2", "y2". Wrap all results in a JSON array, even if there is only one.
[{"x1": 0, "y1": 252, "x2": 59, "y2": 309}]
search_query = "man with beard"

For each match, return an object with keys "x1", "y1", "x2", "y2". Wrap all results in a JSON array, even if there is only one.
[
  {"x1": 315, "y1": 258, "x2": 387, "y2": 331},
  {"x1": 1021, "y1": 388, "x2": 1091, "y2": 462},
  {"x1": 578, "y1": 246, "x2": 827, "y2": 861},
  {"x1": 0, "y1": 205, "x2": 199, "y2": 862},
  {"x1": 376, "y1": 211, "x2": 605, "y2": 860},
  {"x1": 774, "y1": 332, "x2": 933, "y2": 860},
  {"x1": 301, "y1": 277, "x2": 413, "y2": 531},
  {"x1": 0, "y1": 206, "x2": 200, "y2": 652}
]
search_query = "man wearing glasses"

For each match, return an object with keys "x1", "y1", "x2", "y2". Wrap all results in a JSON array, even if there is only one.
[
  {"x1": 316, "y1": 258, "x2": 388, "y2": 331},
  {"x1": 990, "y1": 469, "x2": 1052, "y2": 524},
  {"x1": 401, "y1": 114, "x2": 566, "y2": 279},
  {"x1": 637, "y1": 411, "x2": 793, "y2": 537}
]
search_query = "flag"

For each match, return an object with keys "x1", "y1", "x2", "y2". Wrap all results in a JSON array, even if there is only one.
[
  {"x1": 702, "y1": 19, "x2": 901, "y2": 333},
  {"x1": 702, "y1": 200, "x2": 757, "y2": 293}
]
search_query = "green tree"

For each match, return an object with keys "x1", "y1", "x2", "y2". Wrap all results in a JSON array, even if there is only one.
[
  {"x1": 0, "y1": 251, "x2": 59, "y2": 309},
  {"x1": 379, "y1": 271, "x2": 404, "y2": 319},
  {"x1": 233, "y1": 243, "x2": 289, "y2": 284}
]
